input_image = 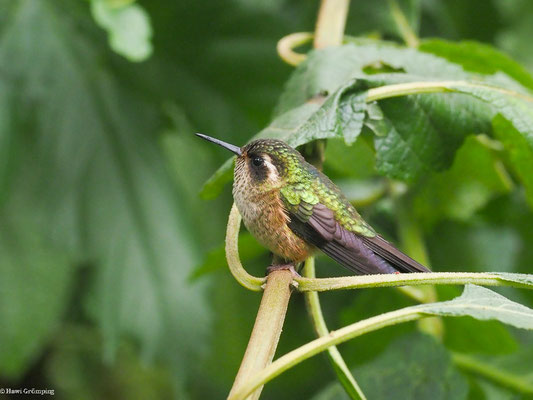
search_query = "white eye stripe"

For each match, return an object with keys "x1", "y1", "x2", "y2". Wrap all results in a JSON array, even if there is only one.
[{"x1": 262, "y1": 154, "x2": 280, "y2": 182}]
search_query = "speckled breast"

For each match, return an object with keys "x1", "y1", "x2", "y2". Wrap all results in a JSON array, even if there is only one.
[{"x1": 233, "y1": 187, "x2": 313, "y2": 262}]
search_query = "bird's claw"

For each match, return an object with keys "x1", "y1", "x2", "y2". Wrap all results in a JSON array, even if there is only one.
[{"x1": 266, "y1": 263, "x2": 301, "y2": 278}]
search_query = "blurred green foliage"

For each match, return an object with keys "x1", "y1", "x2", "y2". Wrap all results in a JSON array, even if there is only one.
[{"x1": 1, "y1": 0, "x2": 533, "y2": 399}]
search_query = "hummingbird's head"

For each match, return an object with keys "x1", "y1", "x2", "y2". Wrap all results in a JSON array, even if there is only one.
[{"x1": 195, "y1": 134, "x2": 303, "y2": 193}]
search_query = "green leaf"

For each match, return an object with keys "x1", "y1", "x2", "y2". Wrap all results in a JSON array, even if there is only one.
[
  {"x1": 90, "y1": 0, "x2": 153, "y2": 62},
  {"x1": 276, "y1": 42, "x2": 533, "y2": 182},
  {"x1": 493, "y1": 114, "x2": 533, "y2": 209},
  {"x1": 324, "y1": 137, "x2": 376, "y2": 180},
  {"x1": 312, "y1": 333, "x2": 468, "y2": 400},
  {"x1": 339, "y1": 288, "x2": 415, "y2": 366},
  {"x1": 453, "y1": 350, "x2": 533, "y2": 396},
  {"x1": 411, "y1": 135, "x2": 512, "y2": 227},
  {"x1": 444, "y1": 317, "x2": 518, "y2": 355},
  {"x1": 355, "y1": 333, "x2": 468, "y2": 400},
  {"x1": 249, "y1": 86, "x2": 367, "y2": 147},
  {"x1": 47, "y1": 325, "x2": 174, "y2": 399},
  {"x1": 204, "y1": 41, "x2": 533, "y2": 194},
  {"x1": 373, "y1": 91, "x2": 493, "y2": 181},
  {"x1": 419, "y1": 39, "x2": 533, "y2": 91},
  {"x1": 437, "y1": 286, "x2": 518, "y2": 355},
  {"x1": 423, "y1": 285, "x2": 533, "y2": 330},
  {"x1": 450, "y1": 82, "x2": 533, "y2": 143},
  {"x1": 275, "y1": 42, "x2": 471, "y2": 115},
  {"x1": 199, "y1": 158, "x2": 235, "y2": 200},
  {"x1": 342, "y1": 77, "x2": 532, "y2": 184},
  {"x1": 0, "y1": 0, "x2": 207, "y2": 379},
  {"x1": 0, "y1": 216, "x2": 73, "y2": 378}
]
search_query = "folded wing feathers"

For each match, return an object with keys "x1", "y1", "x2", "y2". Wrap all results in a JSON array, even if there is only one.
[
  {"x1": 361, "y1": 235, "x2": 430, "y2": 273},
  {"x1": 306, "y1": 204, "x2": 397, "y2": 274},
  {"x1": 284, "y1": 199, "x2": 430, "y2": 275}
]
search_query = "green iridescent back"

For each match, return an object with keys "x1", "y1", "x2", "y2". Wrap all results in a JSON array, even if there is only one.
[{"x1": 243, "y1": 139, "x2": 376, "y2": 237}]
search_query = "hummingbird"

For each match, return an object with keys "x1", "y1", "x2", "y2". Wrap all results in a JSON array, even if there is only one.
[{"x1": 197, "y1": 133, "x2": 430, "y2": 275}]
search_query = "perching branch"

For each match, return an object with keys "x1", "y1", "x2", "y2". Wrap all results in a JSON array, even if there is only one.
[
  {"x1": 229, "y1": 305, "x2": 424, "y2": 400},
  {"x1": 225, "y1": 205, "x2": 533, "y2": 294},
  {"x1": 227, "y1": 268, "x2": 294, "y2": 400},
  {"x1": 294, "y1": 272, "x2": 533, "y2": 292}
]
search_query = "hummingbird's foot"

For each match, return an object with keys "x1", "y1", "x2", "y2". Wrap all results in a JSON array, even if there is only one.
[{"x1": 266, "y1": 263, "x2": 301, "y2": 278}]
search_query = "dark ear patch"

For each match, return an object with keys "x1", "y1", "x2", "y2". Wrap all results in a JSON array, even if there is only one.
[
  {"x1": 268, "y1": 153, "x2": 287, "y2": 177},
  {"x1": 248, "y1": 153, "x2": 268, "y2": 183}
]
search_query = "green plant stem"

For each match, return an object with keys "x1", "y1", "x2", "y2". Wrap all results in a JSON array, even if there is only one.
[
  {"x1": 300, "y1": 5, "x2": 361, "y2": 398},
  {"x1": 303, "y1": 258, "x2": 367, "y2": 400},
  {"x1": 452, "y1": 352, "x2": 533, "y2": 394},
  {"x1": 314, "y1": 0, "x2": 350, "y2": 49},
  {"x1": 226, "y1": 203, "x2": 265, "y2": 291},
  {"x1": 225, "y1": 204, "x2": 533, "y2": 293},
  {"x1": 228, "y1": 269, "x2": 294, "y2": 400},
  {"x1": 396, "y1": 204, "x2": 430, "y2": 269},
  {"x1": 229, "y1": 305, "x2": 425, "y2": 400},
  {"x1": 365, "y1": 80, "x2": 533, "y2": 103},
  {"x1": 388, "y1": 0, "x2": 419, "y2": 47},
  {"x1": 395, "y1": 197, "x2": 443, "y2": 337},
  {"x1": 295, "y1": 272, "x2": 533, "y2": 292}
]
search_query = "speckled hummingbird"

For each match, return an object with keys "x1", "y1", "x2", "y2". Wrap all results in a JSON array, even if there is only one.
[{"x1": 197, "y1": 133, "x2": 430, "y2": 275}]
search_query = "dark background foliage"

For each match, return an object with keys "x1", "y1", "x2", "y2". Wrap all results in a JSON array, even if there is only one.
[{"x1": 0, "y1": 0, "x2": 532, "y2": 399}]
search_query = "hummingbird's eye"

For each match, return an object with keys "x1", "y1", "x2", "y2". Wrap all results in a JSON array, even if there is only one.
[{"x1": 252, "y1": 156, "x2": 264, "y2": 167}]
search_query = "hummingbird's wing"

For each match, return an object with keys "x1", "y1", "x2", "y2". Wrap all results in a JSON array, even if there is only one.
[{"x1": 280, "y1": 189, "x2": 429, "y2": 274}]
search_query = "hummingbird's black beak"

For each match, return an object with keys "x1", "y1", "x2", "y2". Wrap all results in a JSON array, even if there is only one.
[{"x1": 195, "y1": 133, "x2": 242, "y2": 156}]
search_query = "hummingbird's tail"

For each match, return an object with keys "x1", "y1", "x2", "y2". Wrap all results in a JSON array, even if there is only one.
[{"x1": 360, "y1": 235, "x2": 431, "y2": 273}]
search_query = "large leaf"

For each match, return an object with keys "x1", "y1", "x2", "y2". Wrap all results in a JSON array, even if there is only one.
[
  {"x1": 0, "y1": 0, "x2": 208, "y2": 379},
  {"x1": 453, "y1": 350, "x2": 533, "y2": 397},
  {"x1": 90, "y1": 0, "x2": 153, "y2": 62},
  {"x1": 419, "y1": 39, "x2": 533, "y2": 91},
  {"x1": 46, "y1": 325, "x2": 174, "y2": 399},
  {"x1": 354, "y1": 333, "x2": 468, "y2": 400},
  {"x1": 353, "y1": 75, "x2": 533, "y2": 182},
  {"x1": 437, "y1": 286, "x2": 518, "y2": 355},
  {"x1": 203, "y1": 42, "x2": 533, "y2": 193},
  {"x1": 275, "y1": 41, "x2": 470, "y2": 115},
  {"x1": 276, "y1": 40, "x2": 531, "y2": 114},
  {"x1": 422, "y1": 285, "x2": 533, "y2": 330},
  {"x1": 0, "y1": 215, "x2": 73, "y2": 378},
  {"x1": 411, "y1": 135, "x2": 511, "y2": 227},
  {"x1": 311, "y1": 333, "x2": 468, "y2": 400},
  {"x1": 204, "y1": 76, "x2": 533, "y2": 192},
  {"x1": 493, "y1": 114, "x2": 533, "y2": 208},
  {"x1": 371, "y1": 89, "x2": 492, "y2": 181},
  {"x1": 339, "y1": 288, "x2": 415, "y2": 367}
]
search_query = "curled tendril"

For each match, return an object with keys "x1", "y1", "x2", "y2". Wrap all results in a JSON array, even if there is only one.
[
  {"x1": 277, "y1": 32, "x2": 313, "y2": 66},
  {"x1": 225, "y1": 203, "x2": 265, "y2": 291}
]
